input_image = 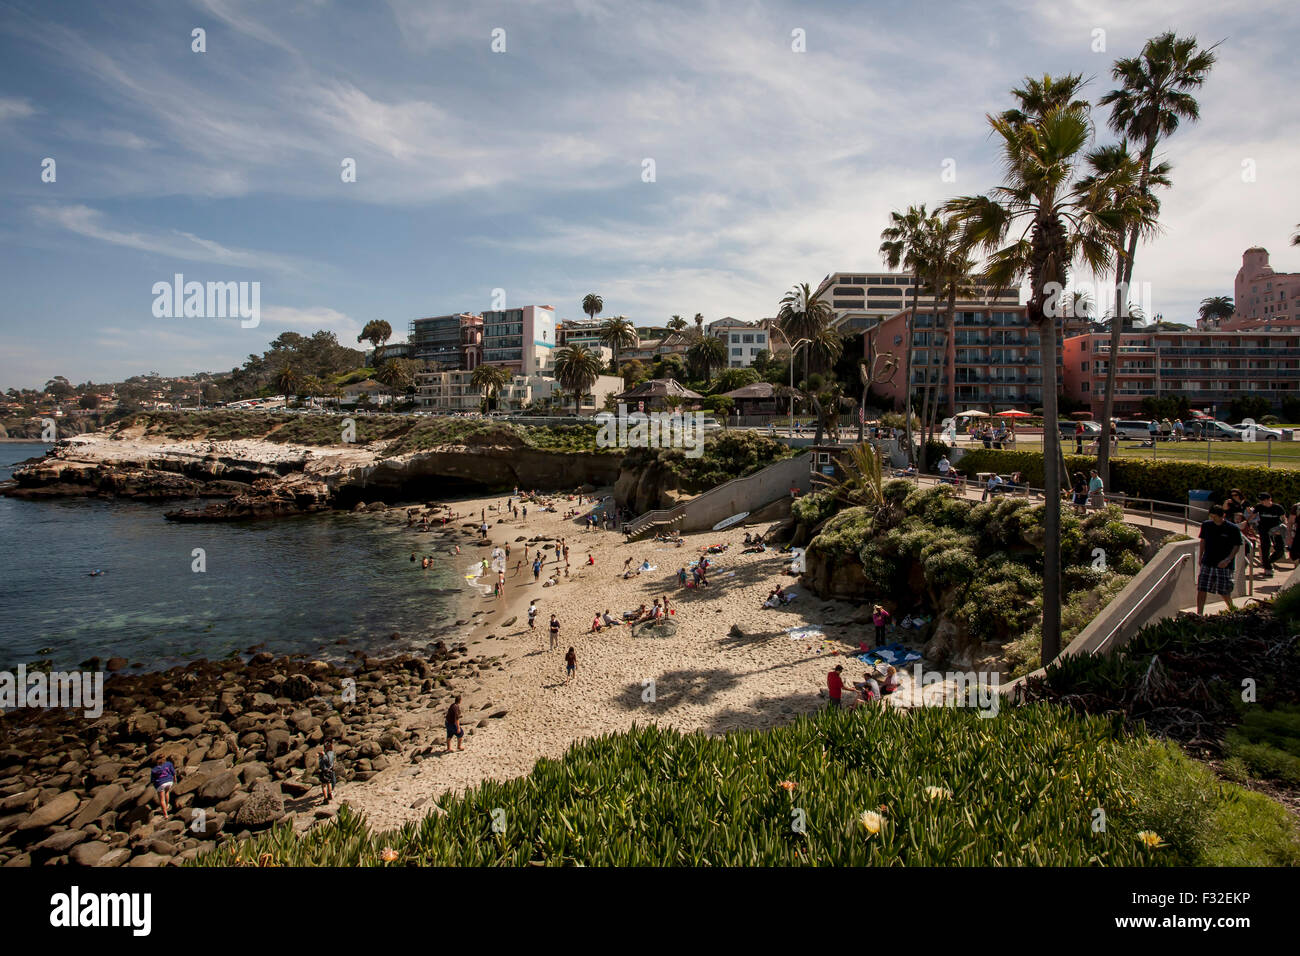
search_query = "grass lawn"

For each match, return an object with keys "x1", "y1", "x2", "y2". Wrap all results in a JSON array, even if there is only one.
[{"x1": 981, "y1": 436, "x2": 1300, "y2": 470}]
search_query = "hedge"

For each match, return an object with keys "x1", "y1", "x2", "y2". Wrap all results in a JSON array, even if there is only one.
[{"x1": 953, "y1": 448, "x2": 1300, "y2": 507}]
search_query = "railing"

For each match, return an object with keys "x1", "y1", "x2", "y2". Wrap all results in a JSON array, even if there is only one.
[
  {"x1": 1092, "y1": 553, "x2": 1190, "y2": 654},
  {"x1": 624, "y1": 451, "x2": 810, "y2": 537}
]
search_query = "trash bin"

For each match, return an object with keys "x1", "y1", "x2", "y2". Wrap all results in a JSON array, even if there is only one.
[{"x1": 1188, "y1": 489, "x2": 1213, "y2": 522}]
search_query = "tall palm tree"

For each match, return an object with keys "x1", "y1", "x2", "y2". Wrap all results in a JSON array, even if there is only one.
[
  {"x1": 1082, "y1": 141, "x2": 1165, "y2": 480},
  {"x1": 554, "y1": 344, "x2": 603, "y2": 415},
  {"x1": 667, "y1": 314, "x2": 688, "y2": 331},
  {"x1": 687, "y1": 335, "x2": 727, "y2": 384},
  {"x1": 776, "y1": 282, "x2": 835, "y2": 390},
  {"x1": 880, "y1": 206, "x2": 932, "y2": 464},
  {"x1": 598, "y1": 315, "x2": 638, "y2": 373},
  {"x1": 999, "y1": 73, "x2": 1089, "y2": 128},
  {"x1": 1096, "y1": 32, "x2": 1217, "y2": 481},
  {"x1": 912, "y1": 214, "x2": 975, "y2": 455},
  {"x1": 470, "y1": 363, "x2": 508, "y2": 412},
  {"x1": 581, "y1": 294, "x2": 604, "y2": 323},
  {"x1": 1198, "y1": 295, "x2": 1235, "y2": 325},
  {"x1": 945, "y1": 93, "x2": 1131, "y2": 668}
]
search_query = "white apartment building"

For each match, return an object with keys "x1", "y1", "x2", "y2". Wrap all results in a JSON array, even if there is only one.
[
  {"x1": 708, "y1": 318, "x2": 769, "y2": 368},
  {"x1": 814, "y1": 272, "x2": 1021, "y2": 333}
]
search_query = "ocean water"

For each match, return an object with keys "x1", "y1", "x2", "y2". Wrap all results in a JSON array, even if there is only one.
[{"x1": 0, "y1": 442, "x2": 476, "y2": 671}]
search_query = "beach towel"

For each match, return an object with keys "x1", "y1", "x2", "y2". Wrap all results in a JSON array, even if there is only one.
[
  {"x1": 784, "y1": 626, "x2": 825, "y2": 640},
  {"x1": 857, "y1": 643, "x2": 921, "y2": 667},
  {"x1": 639, "y1": 563, "x2": 657, "y2": 572}
]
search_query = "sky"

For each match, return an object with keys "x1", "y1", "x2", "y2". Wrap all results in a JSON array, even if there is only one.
[{"x1": 0, "y1": 0, "x2": 1297, "y2": 390}]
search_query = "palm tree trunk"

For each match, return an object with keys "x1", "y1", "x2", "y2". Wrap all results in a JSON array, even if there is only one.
[
  {"x1": 1098, "y1": 142, "x2": 1155, "y2": 486},
  {"x1": 903, "y1": 291, "x2": 919, "y2": 465},
  {"x1": 1037, "y1": 287, "x2": 1062, "y2": 667}
]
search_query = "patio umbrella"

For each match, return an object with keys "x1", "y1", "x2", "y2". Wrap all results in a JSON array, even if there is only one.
[
  {"x1": 996, "y1": 409, "x2": 1030, "y2": 417},
  {"x1": 955, "y1": 409, "x2": 989, "y2": 418},
  {"x1": 1069, "y1": 411, "x2": 1093, "y2": 418}
]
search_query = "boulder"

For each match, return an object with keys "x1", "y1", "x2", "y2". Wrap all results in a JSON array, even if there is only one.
[
  {"x1": 70, "y1": 785, "x2": 126, "y2": 830},
  {"x1": 195, "y1": 771, "x2": 239, "y2": 804},
  {"x1": 233, "y1": 781, "x2": 284, "y2": 829},
  {"x1": 18, "y1": 791, "x2": 81, "y2": 830},
  {"x1": 93, "y1": 847, "x2": 132, "y2": 868},
  {"x1": 34, "y1": 829, "x2": 89, "y2": 853},
  {"x1": 70, "y1": 841, "x2": 112, "y2": 867}
]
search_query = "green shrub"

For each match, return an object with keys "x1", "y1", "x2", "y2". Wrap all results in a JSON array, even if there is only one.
[
  {"x1": 191, "y1": 706, "x2": 1294, "y2": 867},
  {"x1": 1224, "y1": 705, "x2": 1300, "y2": 785},
  {"x1": 791, "y1": 490, "x2": 837, "y2": 528}
]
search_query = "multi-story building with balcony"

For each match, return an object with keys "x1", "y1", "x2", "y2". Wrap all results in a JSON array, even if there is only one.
[
  {"x1": 864, "y1": 305, "x2": 1063, "y2": 414},
  {"x1": 413, "y1": 369, "x2": 623, "y2": 415},
  {"x1": 814, "y1": 271, "x2": 1021, "y2": 333},
  {"x1": 480, "y1": 305, "x2": 556, "y2": 376},
  {"x1": 408, "y1": 313, "x2": 482, "y2": 370},
  {"x1": 1062, "y1": 329, "x2": 1300, "y2": 418}
]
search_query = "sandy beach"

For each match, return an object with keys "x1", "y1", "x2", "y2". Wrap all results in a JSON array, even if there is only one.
[{"x1": 340, "y1": 485, "x2": 906, "y2": 833}]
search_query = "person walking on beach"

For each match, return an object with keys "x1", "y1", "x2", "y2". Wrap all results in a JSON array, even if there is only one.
[
  {"x1": 549, "y1": 613, "x2": 560, "y2": 650},
  {"x1": 533, "y1": 558, "x2": 542, "y2": 581},
  {"x1": 318, "y1": 740, "x2": 336, "y2": 804},
  {"x1": 565, "y1": 646, "x2": 577, "y2": 683},
  {"x1": 528, "y1": 599, "x2": 538, "y2": 630},
  {"x1": 444, "y1": 696, "x2": 464, "y2": 753},
  {"x1": 151, "y1": 752, "x2": 177, "y2": 819}
]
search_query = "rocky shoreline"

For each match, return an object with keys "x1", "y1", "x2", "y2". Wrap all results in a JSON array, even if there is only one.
[{"x1": 0, "y1": 643, "x2": 508, "y2": 867}]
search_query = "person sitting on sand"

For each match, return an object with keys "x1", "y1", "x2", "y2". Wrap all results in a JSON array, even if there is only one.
[
  {"x1": 602, "y1": 609, "x2": 620, "y2": 628},
  {"x1": 591, "y1": 613, "x2": 603, "y2": 633},
  {"x1": 632, "y1": 603, "x2": 650, "y2": 622},
  {"x1": 763, "y1": 585, "x2": 786, "y2": 609}
]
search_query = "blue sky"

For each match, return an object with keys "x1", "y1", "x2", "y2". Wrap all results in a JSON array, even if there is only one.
[{"x1": 1, "y1": 0, "x2": 1297, "y2": 389}]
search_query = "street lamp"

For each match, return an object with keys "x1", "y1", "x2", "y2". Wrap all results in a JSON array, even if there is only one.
[{"x1": 769, "y1": 324, "x2": 812, "y2": 438}]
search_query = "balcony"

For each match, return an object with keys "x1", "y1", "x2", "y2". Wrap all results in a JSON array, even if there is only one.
[{"x1": 1158, "y1": 367, "x2": 1300, "y2": 378}]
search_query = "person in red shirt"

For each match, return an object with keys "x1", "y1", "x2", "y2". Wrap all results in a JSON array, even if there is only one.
[{"x1": 827, "y1": 665, "x2": 846, "y2": 708}]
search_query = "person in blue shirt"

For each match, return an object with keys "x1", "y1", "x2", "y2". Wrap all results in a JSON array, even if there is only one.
[{"x1": 150, "y1": 753, "x2": 177, "y2": 819}]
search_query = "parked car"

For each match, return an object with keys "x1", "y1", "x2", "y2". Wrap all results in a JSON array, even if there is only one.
[
  {"x1": 700, "y1": 417, "x2": 722, "y2": 432},
  {"x1": 1058, "y1": 420, "x2": 1102, "y2": 438},
  {"x1": 1231, "y1": 421, "x2": 1282, "y2": 440},
  {"x1": 1113, "y1": 419, "x2": 1157, "y2": 440},
  {"x1": 1195, "y1": 420, "x2": 1244, "y2": 441}
]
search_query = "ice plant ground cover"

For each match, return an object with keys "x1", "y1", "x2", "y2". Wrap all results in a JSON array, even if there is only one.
[{"x1": 195, "y1": 705, "x2": 1298, "y2": 867}]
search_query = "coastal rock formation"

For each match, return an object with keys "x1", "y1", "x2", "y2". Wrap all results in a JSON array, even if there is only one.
[
  {"x1": 0, "y1": 646, "x2": 500, "y2": 867},
  {"x1": 3, "y1": 425, "x2": 621, "y2": 520}
]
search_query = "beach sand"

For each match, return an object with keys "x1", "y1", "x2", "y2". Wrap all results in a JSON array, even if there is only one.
[{"x1": 338, "y1": 486, "x2": 907, "y2": 833}]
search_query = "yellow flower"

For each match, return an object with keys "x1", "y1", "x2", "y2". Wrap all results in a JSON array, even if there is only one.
[
  {"x1": 858, "y1": 810, "x2": 884, "y2": 835},
  {"x1": 1136, "y1": 831, "x2": 1164, "y2": 849},
  {"x1": 924, "y1": 786, "x2": 952, "y2": 801},
  {"x1": 379, "y1": 847, "x2": 399, "y2": 862}
]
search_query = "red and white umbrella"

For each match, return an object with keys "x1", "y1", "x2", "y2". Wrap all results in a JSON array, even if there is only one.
[{"x1": 996, "y1": 409, "x2": 1030, "y2": 418}]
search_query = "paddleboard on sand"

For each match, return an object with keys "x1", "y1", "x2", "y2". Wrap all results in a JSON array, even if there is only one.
[{"x1": 712, "y1": 511, "x2": 749, "y2": 532}]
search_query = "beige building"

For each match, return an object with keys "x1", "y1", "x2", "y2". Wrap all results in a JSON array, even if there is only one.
[
  {"x1": 814, "y1": 271, "x2": 1020, "y2": 333},
  {"x1": 414, "y1": 370, "x2": 623, "y2": 415}
]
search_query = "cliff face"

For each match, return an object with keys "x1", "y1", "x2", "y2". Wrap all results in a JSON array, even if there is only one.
[{"x1": 3, "y1": 429, "x2": 622, "y2": 519}]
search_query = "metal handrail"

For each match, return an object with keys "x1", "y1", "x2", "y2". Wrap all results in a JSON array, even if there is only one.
[{"x1": 1092, "y1": 553, "x2": 1190, "y2": 654}]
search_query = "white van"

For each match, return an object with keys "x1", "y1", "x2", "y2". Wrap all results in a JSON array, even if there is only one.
[{"x1": 1113, "y1": 419, "x2": 1156, "y2": 440}]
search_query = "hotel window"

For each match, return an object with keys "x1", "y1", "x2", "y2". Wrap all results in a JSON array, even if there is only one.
[
  {"x1": 742, "y1": 334, "x2": 754, "y2": 343},
  {"x1": 852, "y1": 277, "x2": 867, "y2": 284},
  {"x1": 1082, "y1": 382, "x2": 1089, "y2": 392},
  {"x1": 867, "y1": 277, "x2": 881, "y2": 284},
  {"x1": 834, "y1": 286, "x2": 864, "y2": 296},
  {"x1": 732, "y1": 348, "x2": 742, "y2": 356}
]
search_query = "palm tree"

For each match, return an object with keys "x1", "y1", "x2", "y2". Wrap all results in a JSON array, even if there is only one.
[
  {"x1": 470, "y1": 364, "x2": 509, "y2": 413},
  {"x1": 776, "y1": 282, "x2": 835, "y2": 389},
  {"x1": 915, "y1": 215, "x2": 976, "y2": 456},
  {"x1": 667, "y1": 315, "x2": 688, "y2": 331},
  {"x1": 687, "y1": 335, "x2": 727, "y2": 384},
  {"x1": 945, "y1": 92, "x2": 1131, "y2": 669},
  {"x1": 554, "y1": 344, "x2": 602, "y2": 415},
  {"x1": 999, "y1": 73, "x2": 1090, "y2": 128},
  {"x1": 693, "y1": 313, "x2": 704, "y2": 337},
  {"x1": 1083, "y1": 141, "x2": 1165, "y2": 482},
  {"x1": 275, "y1": 363, "x2": 299, "y2": 399},
  {"x1": 357, "y1": 320, "x2": 393, "y2": 363},
  {"x1": 1197, "y1": 295, "x2": 1235, "y2": 325},
  {"x1": 581, "y1": 294, "x2": 604, "y2": 323},
  {"x1": 375, "y1": 358, "x2": 414, "y2": 407},
  {"x1": 1096, "y1": 32, "x2": 1217, "y2": 481},
  {"x1": 598, "y1": 315, "x2": 638, "y2": 373},
  {"x1": 1292, "y1": 224, "x2": 1299, "y2": 247},
  {"x1": 880, "y1": 206, "x2": 932, "y2": 464}
]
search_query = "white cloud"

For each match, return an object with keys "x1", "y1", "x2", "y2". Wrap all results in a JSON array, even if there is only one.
[{"x1": 0, "y1": 96, "x2": 36, "y2": 121}]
